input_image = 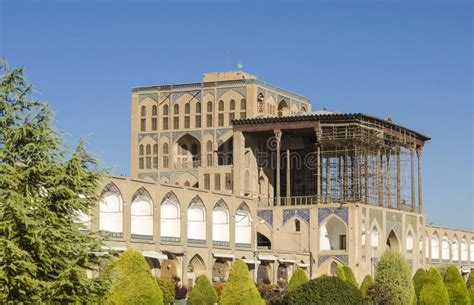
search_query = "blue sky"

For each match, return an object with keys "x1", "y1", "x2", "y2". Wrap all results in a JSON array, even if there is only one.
[{"x1": 1, "y1": 1, "x2": 472, "y2": 230}]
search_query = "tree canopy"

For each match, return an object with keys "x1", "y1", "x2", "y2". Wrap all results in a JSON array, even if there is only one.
[
  {"x1": 219, "y1": 259, "x2": 264, "y2": 305},
  {"x1": 443, "y1": 265, "x2": 470, "y2": 305},
  {"x1": 418, "y1": 267, "x2": 449, "y2": 305},
  {"x1": 287, "y1": 267, "x2": 309, "y2": 292},
  {"x1": 187, "y1": 274, "x2": 218, "y2": 305}
]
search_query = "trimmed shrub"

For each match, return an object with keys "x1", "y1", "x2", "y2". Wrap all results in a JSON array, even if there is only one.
[
  {"x1": 287, "y1": 268, "x2": 309, "y2": 292},
  {"x1": 359, "y1": 274, "x2": 374, "y2": 299},
  {"x1": 418, "y1": 267, "x2": 449, "y2": 305},
  {"x1": 213, "y1": 282, "x2": 224, "y2": 298},
  {"x1": 284, "y1": 276, "x2": 364, "y2": 305},
  {"x1": 343, "y1": 266, "x2": 358, "y2": 287},
  {"x1": 220, "y1": 260, "x2": 265, "y2": 305},
  {"x1": 337, "y1": 265, "x2": 347, "y2": 281},
  {"x1": 188, "y1": 275, "x2": 218, "y2": 305},
  {"x1": 258, "y1": 284, "x2": 285, "y2": 305},
  {"x1": 374, "y1": 249, "x2": 414, "y2": 305},
  {"x1": 105, "y1": 248, "x2": 163, "y2": 305},
  {"x1": 156, "y1": 277, "x2": 175, "y2": 305},
  {"x1": 413, "y1": 268, "x2": 427, "y2": 301},
  {"x1": 467, "y1": 272, "x2": 474, "y2": 305},
  {"x1": 443, "y1": 265, "x2": 470, "y2": 305},
  {"x1": 366, "y1": 282, "x2": 392, "y2": 305}
]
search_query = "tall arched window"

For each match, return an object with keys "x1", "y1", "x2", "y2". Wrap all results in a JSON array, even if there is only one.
[
  {"x1": 173, "y1": 104, "x2": 179, "y2": 129},
  {"x1": 470, "y1": 239, "x2": 474, "y2": 262},
  {"x1": 141, "y1": 105, "x2": 146, "y2": 117},
  {"x1": 139, "y1": 144, "x2": 144, "y2": 169},
  {"x1": 406, "y1": 231, "x2": 414, "y2": 253},
  {"x1": 212, "y1": 200, "x2": 230, "y2": 246},
  {"x1": 145, "y1": 144, "x2": 151, "y2": 169},
  {"x1": 187, "y1": 196, "x2": 206, "y2": 242},
  {"x1": 320, "y1": 216, "x2": 347, "y2": 251},
  {"x1": 131, "y1": 187, "x2": 153, "y2": 239},
  {"x1": 240, "y1": 99, "x2": 247, "y2": 119},
  {"x1": 195, "y1": 102, "x2": 202, "y2": 128},
  {"x1": 431, "y1": 233, "x2": 440, "y2": 259},
  {"x1": 294, "y1": 219, "x2": 301, "y2": 232},
  {"x1": 160, "y1": 192, "x2": 180, "y2": 242},
  {"x1": 425, "y1": 236, "x2": 429, "y2": 258},
  {"x1": 140, "y1": 105, "x2": 146, "y2": 131},
  {"x1": 461, "y1": 238, "x2": 468, "y2": 261},
  {"x1": 361, "y1": 217, "x2": 366, "y2": 247},
  {"x1": 218, "y1": 100, "x2": 224, "y2": 127},
  {"x1": 99, "y1": 183, "x2": 123, "y2": 237},
  {"x1": 162, "y1": 143, "x2": 169, "y2": 168},
  {"x1": 151, "y1": 105, "x2": 158, "y2": 131},
  {"x1": 442, "y1": 235, "x2": 450, "y2": 260},
  {"x1": 206, "y1": 101, "x2": 213, "y2": 127},
  {"x1": 184, "y1": 103, "x2": 190, "y2": 128},
  {"x1": 371, "y1": 226, "x2": 380, "y2": 249},
  {"x1": 163, "y1": 104, "x2": 169, "y2": 130},
  {"x1": 229, "y1": 99, "x2": 235, "y2": 125},
  {"x1": 196, "y1": 102, "x2": 201, "y2": 113},
  {"x1": 153, "y1": 144, "x2": 158, "y2": 168},
  {"x1": 230, "y1": 99, "x2": 235, "y2": 111},
  {"x1": 218, "y1": 100, "x2": 224, "y2": 111},
  {"x1": 452, "y1": 238, "x2": 459, "y2": 261},
  {"x1": 206, "y1": 140, "x2": 213, "y2": 166},
  {"x1": 185, "y1": 103, "x2": 190, "y2": 114},
  {"x1": 235, "y1": 203, "x2": 251, "y2": 245}
]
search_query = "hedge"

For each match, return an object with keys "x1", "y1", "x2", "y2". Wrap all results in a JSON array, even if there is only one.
[
  {"x1": 156, "y1": 277, "x2": 175, "y2": 305},
  {"x1": 413, "y1": 268, "x2": 427, "y2": 301},
  {"x1": 468, "y1": 271, "x2": 474, "y2": 305},
  {"x1": 105, "y1": 248, "x2": 163, "y2": 305},
  {"x1": 443, "y1": 265, "x2": 470, "y2": 305},
  {"x1": 374, "y1": 249, "x2": 414, "y2": 305},
  {"x1": 343, "y1": 266, "x2": 358, "y2": 287},
  {"x1": 287, "y1": 268, "x2": 309, "y2": 292},
  {"x1": 284, "y1": 275, "x2": 364, "y2": 305},
  {"x1": 188, "y1": 275, "x2": 218, "y2": 305},
  {"x1": 359, "y1": 274, "x2": 374, "y2": 299},
  {"x1": 418, "y1": 267, "x2": 449, "y2": 305},
  {"x1": 337, "y1": 265, "x2": 346, "y2": 281},
  {"x1": 220, "y1": 260, "x2": 265, "y2": 305}
]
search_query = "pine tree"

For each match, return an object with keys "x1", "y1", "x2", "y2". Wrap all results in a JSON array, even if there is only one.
[
  {"x1": 337, "y1": 265, "x2": 346, "y2": 281},
  {"x1": 188, "y1": 274, "x2": 218, "y2": 305},
  {"x1": 343, "y1": 265, "x2": 358, "y2": 287},
  {"x1": 418, "y1": 268, "x2": 449, "y2": 305},
  {"x1": 374, "y1": 249, "x2": 415, "y2": 305},
  {"x1": 105, "y1": 248, "x2": 163, "y2": 305},
  {"x1": 467, "y1": 272, "x2": 474, "y2": 305},
  {"x1": 287, "y1": 267, "x2": 309, "y2": 292},
  {"x1": 413, "y1": 268, "x2": 427, "y2": 302},
  {"x1": 359, "y1": 274, "x2": 374, "y2": 299},
  {"x1": 220, "y1": 259, "x2": 264, "y2": 305},
  {"x1": 443, "y1": 265, "x2": 470, "y2": 305},
  {"x1": 0, "y1": 61, "x2": 107, "y2": 303}
]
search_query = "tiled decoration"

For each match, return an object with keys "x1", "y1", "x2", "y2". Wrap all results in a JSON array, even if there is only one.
[
  {"x1": 283, "y1": 208, "x2": 310, "y2": 224},
  {"x1": 257, "y1": 210, "x2": 273, "y2": 226},
  {"x1": 318, "y1": 207, "x2": 349, "y2": 224},
  {"x1": 139, "y1": 93, "x2": 159, "y2": 103},
  {"x1": 318, "y1": 254, "x2": 348, "y2": 266}
]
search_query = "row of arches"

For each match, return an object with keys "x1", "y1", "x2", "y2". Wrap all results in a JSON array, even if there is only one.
[
  {"x1": 98, "y1": 184, "x2": 252, "y2": 245},
  {"x1": 428, "y1": 232, "x2": 474, "y2": 262},
  {"x1": 256, "y1": 93, "x2": 308, "y2": 117}
]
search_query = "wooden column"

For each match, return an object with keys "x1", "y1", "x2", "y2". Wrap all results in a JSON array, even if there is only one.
[
  {"x1": 386, "y1": 149, "x2": 391, "y2": 208},
  {"x1": 275, "y1": 130, "x2": 282, "y2": 205},
  {"x1": 410, "y1": 146, "x2": 415, "y2": 211},
  {"x1": 354, "y1": 145, "x2": 360, "y2": 201},
  {"x1": 326, "y1": 153, "x2": 331, "y2": 203},
  {"x1": 364, "y1": 148, "x2": 369, "y2": 203},
  {"x1": 286, "y1": 148, "x2": 291, "y2": 198},
  {"x1": 377, "y1": 148, "x2": 383, "y2": 207},
  {"x1": 343, "y1": 146, "x2": 349, "y2": 200},
  {"x1": 416, "y1": 146, "x2": 423, "y2": 213},
  {"x1": 396, "y1": 147, "x2": 401, "y2": 210}
]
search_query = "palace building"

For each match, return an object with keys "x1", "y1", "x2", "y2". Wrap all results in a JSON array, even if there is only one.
[{"x1": 87, "y1": 71, "x2": 474, "y2": 287}]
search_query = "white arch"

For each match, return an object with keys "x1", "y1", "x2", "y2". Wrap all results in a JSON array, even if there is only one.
[
  {"x1": 361, "y1": 216, "x2": 366, "y2": 247},
  {"x1": 160, "y1": 192, "x2": 181, "y2": 241},
  {"x1": 452, "y1": 237, "x2": 459, "y2": 262},
  {"x1": 442, "y1": 234, "x2": 450, "y2": 260},
  {"x1": 131, "y1": 188, "x2": 153, "y2": 238},
  {"x1": 425, "y1": 235, "x2": 429, "y2": 258},
  {"x1": 235, "y1": 203, "x2": 251, "y2": 245},
  {"x1": 319, "y1": 215, "x2": 347, "y2": 251},
  {"x1": 370, "y1": 222, "x2": 381, "y2": 249},
  {"x1": 99, "y1": 183, "x2": 123, "y2": 235},
  {"x1": 212, "y1": 200, "x2": 230, "y2": 244},
  {"x1": 406, "y1": 230, "x2": 414, "y2": 252},
  {"x1": 431, "y1": 233, "x2": 440, "y2": 259},
  {"x1": 187, "y1": 196, "x2": 206, "y2": 241},
  {"x1": 461, "y1": 238, "x2": 468, "y2": 261}
]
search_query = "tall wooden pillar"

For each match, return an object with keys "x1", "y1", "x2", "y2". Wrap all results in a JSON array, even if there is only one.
[
  {"x1": 286, "y1": 149, "x2": 291, "y2": 198},
  {"x1": 410, "y1": 146, "x2": 415, "y2": 211},
  {"x1": 377, "y1": 148, "x2": 383, "y2": 207},
  {"x1": 275, "y1": 130, "x2": 282, "y2": 205},
  {"x1": 315, "y1": 126, "x2": 322, "y2": 203},
  {"x1": 416, "y1": 146, "x2": 423, "y2": 213},
  {"x1": 396, "y1": 147, "x2": 401, "y2": 210},
  {"x1": 343, "y1": 146, "x2": 349, "y2": 200},
  {"x1": 354, "y1": 145, "x2": 359, "y2": 201},
  {"x1": 386, "y1": 148, "x2": 391, "y2": 208},
  {"x1": 326, "y1": 153, "x2": 331, "y2": 203},
  {"x1": 364, "y1": 148, "x2": 369, "y2": 203}
]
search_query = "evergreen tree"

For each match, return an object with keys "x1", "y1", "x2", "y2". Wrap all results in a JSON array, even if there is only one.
[
  {"x1": 287, "y1": 267, "x2": 309, "y2": 292},
  {"x1": 0, "y1": 61, "x2": 107, "y2": 303},
  {"x1": 337, "y1": 265, "x2": 346, "y2": 281},
  {"x1": 359, "y1": 274, "x2": 374, "y2": 299},
  {"x1": 343, "y1": 265, "x2": 358, "y2": 287},
  {"x1": 220, "y1": 259, "x2": 264, "y2": 305},
  {"x1": 187, "y1": 274, "x2": 218, "y2": 305},
  {"x1": 418, "y1": 268, "x2": 449, "y2": 305},
  {"x1": 443, "y1": 265, "x2": 470, "y2": 305},
  {"x1": 105, "y1": 248, "x2": 163, "y2": 305},
  {"x1": 374, "y1": 249, "x2": 414, "y2": 305},
  {"x1": 467, "y1": 272, "x2": 474, "y2": 305},
  {"x1": 413, "y1": 268, "x2": 427, "y2": 302}
]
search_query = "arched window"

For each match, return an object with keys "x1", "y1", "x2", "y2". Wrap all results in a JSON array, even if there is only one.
[
  {"x1": 235, "y1": 203, "x2": 251, "y2": 245},
  {"x1": 196, "y1": 102, "x2": 201, "y2": 113},
  {"x1": 230, "y1": 100, "x2": 235, "y2": 111},
  {"x1": 139, "y1": 144, "x2": 144, "y2": 169},
  {"x1": 163, "y1": 143, "x2": 169, "y2": 154},
  {"x1": 153, "y1": 144, "x2": 158, "y2": 169},
  {"x1": 162, "y1": 143, "x2": 169, "y2": 168},
  {"x1": 99, "y1": 183, "x2": 123, "y2": 237},
  {"x1": 162, "y1": 105, "x2": 169, "y2": 130},
  {"x1": 152, "y1": 105, "x2": 157, "y2": 116},
  {"x1": 470, "y1": 239, "x2": 474, "y2": 262},
  {"x1": 294, "y1": 219, "x2": 301, "y2": 232},
  {"x1": 320, "y1": 216, "x2": 347, "y2": 251},
  {"x1": 452, "y1": 238, "x2": 459, "y2": 261},
  {"x1": 163, "y1": 104, "x2": 169, "y2": 115},
  {"x1": 240, "y1": 99, "x2": 246, "y2": 110},
  {"x1": 206, "y1": 140, "x2": 213, "y2": 166},
  {"x1": 461, "y1": 238, "x2": 468, "y2": 261},
  {"x1": 361, "y1": 217, "x2": 366, "y2": 247},
  {"x1": 145, "y1": 144, "x2": 151, "y2": 169},
  {"x1": 218, "y1": 100, "x2": 224, "y2": 111},
  {"x1": 146, "y1": 144, "x2": 151, "y2": 155},
  {"x1": 174, "y1": 104, "x2": 179, "y2": 115},
  {"x1": 160, "y1": 192, "x2": 180, "y2": 242},
  {"x1": 431, "y1": 233, "x2": 440, "y2": 259},
  {"x1": 151, "y1": 105, "x2": 158, "y2": 131},
  {"x1": 371, "y1": 226, "x2": 380, "y2": 249},
  {"x1": 185, "y1": 103, "x2": 190, "y2": 114},
  {"x1": 212, "y1": 200, "x2": 230, "y2": 246},
  {"x1": 207, "y1": 101, "x2": 213, "y2": 112},
  {"x1": 425, "y1": 236, "x2": 429, "y2": 258},
  {"x1": 141, "y1": 105, "x2": 146, "y2": 117},
  {"x1": 406, "y1": 231, "x2": 414, "y2": 252},
  {"x1": 187, "y1": 197, "x2": 206, "y2": 242},
  {"x1": 442, "y1": 235, "x2": 450, "y2": 260},
  {"x1": 131, "y1": 188, "x2": 153, "y2": 239}
]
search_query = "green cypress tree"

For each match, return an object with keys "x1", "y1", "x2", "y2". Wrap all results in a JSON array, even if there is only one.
[
  {"x1": 287, "y1": 267, "x2": 309, "y2": 292},
  {"x1": 359, "y1": 274, "x2": 374, "y2": 299},
  {"x1": 105, "y1": 248, "x2": 163, "y2": 305},
  {"x1": 337, "y1": 265, "x2": 346, "y2": 281},
  {"x1": 413, "y1": 268, "x2": 427, "y2": 302},
  {"x1": 220, "y1": 259, "x2": 264, "y2": 305},
  {"x1": 188, "y1": 275, "x2": 218, "y2": 305},
  {"x1": 343, "y1": 265, "x2": 358, "y2": 287},
  {"x1": 443, "y1": 265, "x2": 470, "y2": 305},
  {"x1": 374, "y1": 249, "x2": 414, "y2": 305},
  {"x1": 467, "y1": 272, "x2": 474, "y2": 305},
  {"x1": 419, "y1": 267, "x2": 449, "y2": 305},
  {"x1": 0, "y1": 61, "x2": 107, "y2": 303}
]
